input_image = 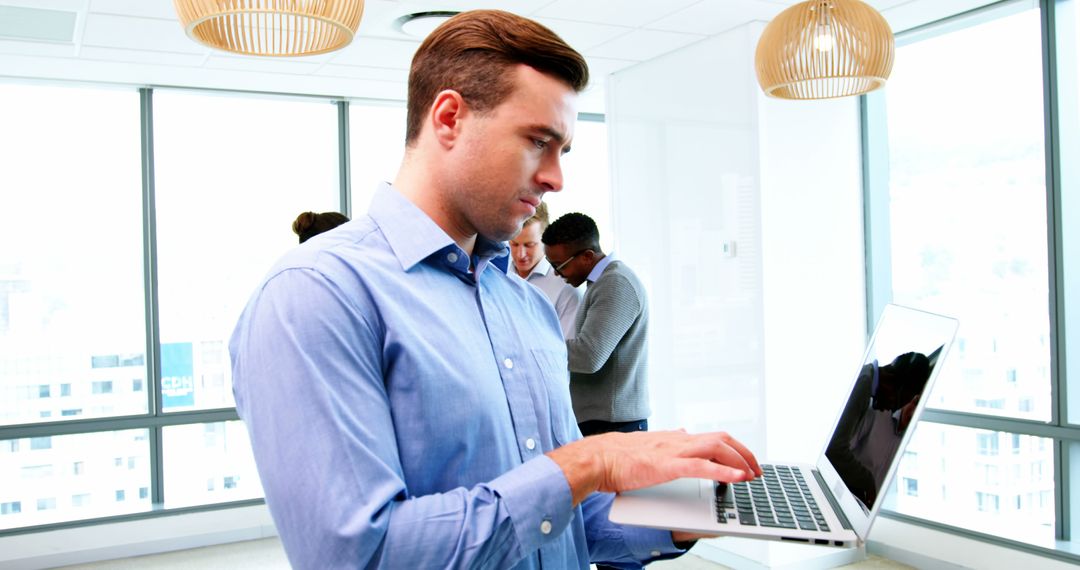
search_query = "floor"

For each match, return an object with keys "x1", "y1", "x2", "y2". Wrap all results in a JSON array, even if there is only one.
[{"x1": 59, "y1": 537, "x2": 914, "y2": 569}]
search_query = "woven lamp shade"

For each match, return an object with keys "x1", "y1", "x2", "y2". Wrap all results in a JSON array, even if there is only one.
[
  {"x1": 755, "y1": 0, "x2": 894, "y2": 100},
  {"x1": 173, "y1": 0, "x2": 364, "y2": 57}
]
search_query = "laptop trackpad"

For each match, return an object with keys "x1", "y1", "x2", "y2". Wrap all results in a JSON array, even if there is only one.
[{"x1": 610, "y1": 478, "x2": 713, "y2": 529}]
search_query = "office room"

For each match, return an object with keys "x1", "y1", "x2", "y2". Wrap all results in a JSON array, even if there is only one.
[{"x1": 1, "y1": 0, "x2": 1078, "y2": 568}]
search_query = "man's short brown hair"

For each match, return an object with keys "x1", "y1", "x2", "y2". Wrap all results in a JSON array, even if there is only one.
[{"x1": 405, "y1": 10, "x2": 589, "y2": 145}]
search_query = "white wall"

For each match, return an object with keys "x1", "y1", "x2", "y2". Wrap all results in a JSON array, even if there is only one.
[{"x1": 607, "y1": 23, "x2": 865, "y2": 462}]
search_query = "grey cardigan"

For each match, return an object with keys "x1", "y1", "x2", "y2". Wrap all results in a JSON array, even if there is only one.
[{"x1": 566, "y1": 260, "x2": 650, "y2": 423}]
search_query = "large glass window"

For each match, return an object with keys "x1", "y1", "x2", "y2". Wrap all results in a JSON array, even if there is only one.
[
  {"x1": 546, "y1": 118, "x2": 614, "y2": 252},
  {"x1": 869, "y1": 0, "x2": 1080, "y2": 553},
  {"x1": 0, "y1": 84, "x2": 146, "y2": 425},
  {"x1": 881, "y1": 6, "x2": 1049, "y2": 422},
  {"x1": 349, "y1": 102, "x2": 406, "y2": 216},
  {"x1": 153, "y1": 91, "x2": 340, "y2": 412}
]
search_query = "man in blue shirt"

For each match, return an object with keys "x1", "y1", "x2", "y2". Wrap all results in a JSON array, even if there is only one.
[{"x1": 230, "y1": 9, "x2": 761, "y2": 569}]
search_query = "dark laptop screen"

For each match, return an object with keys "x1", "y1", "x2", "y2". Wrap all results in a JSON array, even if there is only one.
[{"x1": 824, "y1": 305, "x2": 952, "y2": 514}]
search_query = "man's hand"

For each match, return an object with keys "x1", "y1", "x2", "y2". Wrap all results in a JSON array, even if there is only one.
[{"x1": 546, "y1": 430, "x2": 762, "y2": 506}]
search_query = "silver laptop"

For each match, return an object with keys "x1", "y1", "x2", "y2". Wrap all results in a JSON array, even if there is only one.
[{"x1": 609, "y1": 304, "x2": 958, "y2": 547}]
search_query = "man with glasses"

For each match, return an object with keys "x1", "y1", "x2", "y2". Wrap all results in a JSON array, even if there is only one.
[{"x1": 542, "y1": 213, "x2": 651, "y2": 438}]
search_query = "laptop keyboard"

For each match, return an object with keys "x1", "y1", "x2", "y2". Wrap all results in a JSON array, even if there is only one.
[{"x1": 714, "y1": 464, "x2": 830, "y2": 532}]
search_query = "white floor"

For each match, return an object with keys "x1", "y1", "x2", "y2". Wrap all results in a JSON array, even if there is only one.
[{"x1": 57, "y1": 537, "x2": 914, "y2": 569}]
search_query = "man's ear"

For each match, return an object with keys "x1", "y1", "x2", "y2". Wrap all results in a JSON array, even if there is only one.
[{"x1": 429, "y1": 90, "x2": 466, "y2": 149}]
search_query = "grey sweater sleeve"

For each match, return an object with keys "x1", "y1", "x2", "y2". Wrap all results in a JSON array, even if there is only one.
[{"x1": 566, "y1": 271, "x2": 642, "y2": 374}]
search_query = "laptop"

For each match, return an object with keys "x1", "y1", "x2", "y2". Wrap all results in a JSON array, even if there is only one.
[{"x1": 609, "y1": 304, "x2": 958, "y2": 547}]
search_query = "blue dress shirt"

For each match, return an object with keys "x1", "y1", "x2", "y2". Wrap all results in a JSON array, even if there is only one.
[{"x1": 230, "y1": 183, "x2": 679, "y2": 569}]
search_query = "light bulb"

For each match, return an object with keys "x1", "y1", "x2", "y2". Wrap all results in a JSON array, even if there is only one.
[{"x1": 813, "y1": 30, "x2": 835, "y2": 52}]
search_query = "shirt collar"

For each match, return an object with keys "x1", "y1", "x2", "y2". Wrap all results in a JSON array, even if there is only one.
[
  {"x1": 530, "y1": 257, "x2": 553, "y2": 278},
  {"x1": 368, "y1": 182, "x2": 509, "y2": 274},
  {"x1": 587, "y1": 251, "x2": 616, "y2": 283}
]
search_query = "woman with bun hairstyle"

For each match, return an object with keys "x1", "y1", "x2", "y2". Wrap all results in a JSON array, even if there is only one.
[{"x1": 292, "y1": 211, "x2": 349, "y2": 243}]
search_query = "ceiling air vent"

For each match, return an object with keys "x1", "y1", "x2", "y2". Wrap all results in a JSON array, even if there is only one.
[{"x1": 0, "y1": 6, "x2": 77, "y2": 43}]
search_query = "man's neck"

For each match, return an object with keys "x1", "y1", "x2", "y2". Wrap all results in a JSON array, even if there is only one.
[
  {"x1": 515, "y1": 262, "x2": 539, "y2": 279},
  {"x1": 394, "y1": 163, "x2": 477, "y2": 255}
]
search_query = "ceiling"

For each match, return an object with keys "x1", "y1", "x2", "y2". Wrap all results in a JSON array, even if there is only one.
[{"x1": 0, "y1": 0, "x2": 993, "y2": 112}]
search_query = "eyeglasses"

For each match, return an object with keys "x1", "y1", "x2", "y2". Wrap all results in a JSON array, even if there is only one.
[{"x1": 548, "y1": 250, "x2": 588, "y2": 276}]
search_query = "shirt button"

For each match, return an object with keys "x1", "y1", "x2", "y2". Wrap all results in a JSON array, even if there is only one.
[
  {"x1": 447, "y1": 252, "x2": 458, "y2": 263},
  {"x1": 651, "y1": 550, "x2": 661, "y2": 557},
  {"x1": 525, "y1": 438, "x2": 536, "y2": 450},
  {"x1": 540, "y1": 519, "x2": 552, "y2": 535},
  {"x1": 503, "y1": 358, "x2": 513, "y2": 369}
]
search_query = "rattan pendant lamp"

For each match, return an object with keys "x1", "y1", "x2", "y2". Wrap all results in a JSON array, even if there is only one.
[
  {"x1": 755, "y1": 0, "x2": 894, "y2": 100},
  {"x1": 173, "y1": 0, "x2": 365, "y2": 57}
]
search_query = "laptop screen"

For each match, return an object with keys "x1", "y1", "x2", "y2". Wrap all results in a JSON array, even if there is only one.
[{"x1": 823, "y1": 304, "x2": 957, "y2": 518}]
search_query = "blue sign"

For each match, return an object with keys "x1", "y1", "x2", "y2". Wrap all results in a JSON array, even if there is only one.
[{"x1": 161, "y1": 342, "x2": 195, "y2": 408}]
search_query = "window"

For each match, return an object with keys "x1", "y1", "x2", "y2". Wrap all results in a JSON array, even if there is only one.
[
  {"x1": 976, "y1": 434, "x2": 999, "y2": 457},
  {"x1": 0, "y1": 502, "x2": 21, "y2": 515},
  {"x1": 37, "y1": 498, "x2": 56, "y2": 511},
  {"x1": 866, "y1": 1, "x2": 1079, "y2": 549},
  {"x1": 132, "y1": 378, "x2": 143, "y2": 392},
  {"x1": 0, "y1": 83, "x2": 147, "y2": 425},
  {"x1": 545, "y1": 118, "x2": 615, "y2": 252},
  {"x1": 976, "y1": 492, "x2": 1001, "y2": 513},
  {"x1": 0, "y1": 430, "x2": 148, "y2": 530},
  {"x1": 163, "y1": 421, "x2": 262, "y2": 508},
  {"x1": 904, "y1": 478, "x2": 919, "y2": 497},
  {"x1": 349, "y1": 102, "x2": 407, "y2": 216},
  {"x1": 91, "y1": 381, "x2": 113, "y2": 395},
  {"x1": 30, "y1": 436, "x2": 51, "y2": 450},
  {"x1": 153, "y1": 90, "x2": 339, "y2": 413},
  {"x1": 2, "y1": 439, "x2": 19, "y2": 453},
  {"x1": 115, "y1": 490, "x2": 125, "y2": 502}
]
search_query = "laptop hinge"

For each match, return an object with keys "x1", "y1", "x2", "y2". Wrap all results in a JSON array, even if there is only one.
[{"x1": 813, "y1": 469, "x2": 854, "y2": 531}]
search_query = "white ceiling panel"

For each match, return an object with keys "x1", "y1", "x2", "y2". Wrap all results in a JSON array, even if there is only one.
[
  {"x1": 390, "y1": 0, "x2": 553, "y2": 15},
  {"x1": 313, "y1": 64, "x2": 407, "y2": 82},
  {"x1": 0, "y1": 37, "x2": 75, "y2": 57},
  {"x1": 326, "y1": 36, "x2": 420, "y2": 69},
  {"x1": 536, "y1": 0, "x2": 702, "y2": 28},
  {"x1": 81, "y1": 13, "x2": 206, "y2": 54},
  {"x1": 89, "y1": 0, "x2": 178, "y2": 20},
  {"x1": 647, "y1": 0, "x2": 786, "y2": 35},
  {"x1": 582, "y1": 56, "x2": 638, "y2": 90},
  {"x1": 80, "y1": 45, "x2": 205, "y2": 67},
  {"x1": 203, "y1": 54, "x2": 325, "y2": 75},
  {"x1": 585, "y1": 28, "x2": 705, "y2": 62},
  {"x1": 535, "y1": 17, "x2": 633, "y2": 53}
]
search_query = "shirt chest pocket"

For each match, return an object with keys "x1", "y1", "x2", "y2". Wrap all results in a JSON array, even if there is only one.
[{"x1": 530, "y1": 348, "x2": 579, "y2": 447}]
